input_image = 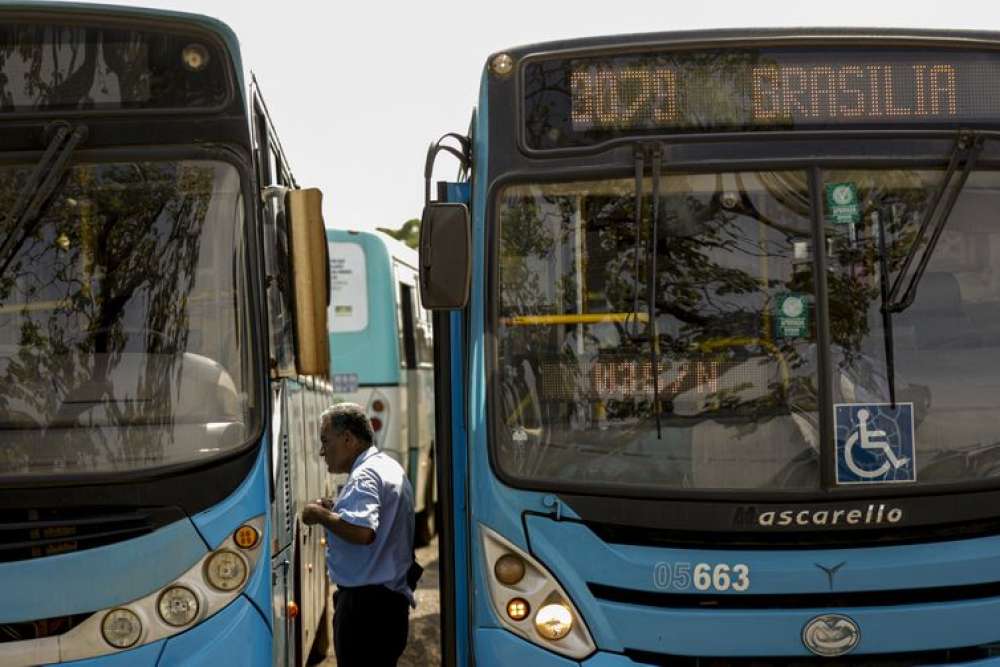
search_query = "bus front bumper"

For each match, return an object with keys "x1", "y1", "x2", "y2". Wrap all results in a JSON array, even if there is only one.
[{"x1": 474, "y1": 627, "x2": 1000, "y2": 667}]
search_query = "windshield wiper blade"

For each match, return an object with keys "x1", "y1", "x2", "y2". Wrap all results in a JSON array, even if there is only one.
[
  {"x1": 0, "y1": 121, "x2": 87, "y2": 278},
  {"x1": 648, "y1": 144, "x2": 663, "y2": 439},
  {"x1": 630, "y1": 147, "x2": 644, "y2": 340},
  {"x1": 874, "y1": 208, "x2": 897, "y2": 406},
  {"x1": 886, "y1": 130, "x2": 985, "y2": 313}
]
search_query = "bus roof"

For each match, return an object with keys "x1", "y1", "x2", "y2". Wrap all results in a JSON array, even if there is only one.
[
  {"x1": 326, "y1": 228, "x2": 418, "y2": 271},
  {"x1": 0, "y1": 1, "x2": 246, "y2": 92},
  {"x1": 492, "y1": 27, "x2": 1000, "y2": 63}
]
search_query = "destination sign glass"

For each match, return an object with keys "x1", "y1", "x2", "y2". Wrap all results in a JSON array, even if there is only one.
[
  {"x1": 522, "y1": 48, "x2": 1000, "y2": 149},
  {"x1": 0, "y1": 22, "x2": 230, "y2": 113}
]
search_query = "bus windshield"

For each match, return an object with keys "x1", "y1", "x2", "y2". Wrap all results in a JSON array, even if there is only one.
[
  {"x1": 495, "y1": 168, "x2": 1000, "y2": 493},
  {"x1": 0, "y1": 159, "x2": 255, "y2": 477}
]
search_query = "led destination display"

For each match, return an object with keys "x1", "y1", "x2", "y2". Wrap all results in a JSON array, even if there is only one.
[{"x1": 522, "y1": 48, "x2": 1000, "y2": 148}]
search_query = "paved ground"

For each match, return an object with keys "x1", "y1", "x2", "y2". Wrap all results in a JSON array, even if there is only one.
[{"x1": 317, "y1": 537, "x2": 442, "y2": 667}]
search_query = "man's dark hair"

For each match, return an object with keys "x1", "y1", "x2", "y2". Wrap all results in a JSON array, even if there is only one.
[{"x1": 321, "y1": 402, "x2": 374, "y2": 446}]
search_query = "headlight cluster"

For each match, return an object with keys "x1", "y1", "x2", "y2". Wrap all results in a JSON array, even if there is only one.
[
  {"x1": 41, "y1": 516, "x2": 266, "y2": 665},
  {"x1": 481, "y1": 525, "x2": 595, "y2": 659}
]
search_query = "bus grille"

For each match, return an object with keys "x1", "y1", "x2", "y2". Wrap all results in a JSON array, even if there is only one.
[
  {"x1": 589, "y1": 580, "x2": 1000, "y2": 610},
  {"x1": 0, "y1": 507, "x2": 176, "y2": 563}
]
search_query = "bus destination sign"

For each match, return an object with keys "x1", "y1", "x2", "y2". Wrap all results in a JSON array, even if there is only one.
[{"x1": 522, "y1": 48, "x2": 1000, "y2": 149}]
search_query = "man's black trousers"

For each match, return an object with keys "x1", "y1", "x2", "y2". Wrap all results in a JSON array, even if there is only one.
[{"x1": 333, "y1": 584, "x2": 409, "y2": 666}]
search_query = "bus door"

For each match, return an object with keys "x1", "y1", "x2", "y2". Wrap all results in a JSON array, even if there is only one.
[{"x1": 396, "y1": 268, "x2": 421, "y2": 492}]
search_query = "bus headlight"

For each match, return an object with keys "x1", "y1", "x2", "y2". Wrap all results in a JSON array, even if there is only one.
[
  {"x1": 205, "y1": 550, "x2": 248, "y2": 591},
  {"x1": 481, "y1": 525, "x2": 595, "y2": 659},
  {"x1": 535, "y1": 602, "x2": 573, "y2": 640},
  {"x1": 157, "y1": 586, "x2": 199, "y2": 627},
  {"x1": 494, "y1": 553, "x2": 526, "y2": 585},
  {"x1": 101, "y1": 608, "x2": 142, "y2": 649},
  {"x1": 57, "y1": 516, "x2": 266, "y2": 663}
]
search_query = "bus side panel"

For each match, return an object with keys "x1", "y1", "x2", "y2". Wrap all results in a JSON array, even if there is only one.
[
  {"x1": 297, "y1": 385, "x2": 331, "y2": 661},
  {"x1": 271, "y1": 544, "x2": 292, "y2": 667},
  {"x1": 409, "y1": 366, "x2": 435, "y2": 514},
  {"x1": 449, "y1": 309, "x2": 472, "y2": 665}
]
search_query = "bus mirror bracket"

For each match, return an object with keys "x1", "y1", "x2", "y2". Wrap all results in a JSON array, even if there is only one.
[
  {"x1": 419, "y1": 202, "x2": 471, "y2": 310},
  {"x1": 420, "y1": 133, "x2": 472, "y2": 311},
  {"x1": 286, "y1": 188, "x2": 331, "y2": 377}
]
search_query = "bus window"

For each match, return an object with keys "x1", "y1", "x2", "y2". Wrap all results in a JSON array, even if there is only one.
[
  {"x1": 329, "y1": 243, "x2": 368, "y2": 332},
  {"x1": 253, "y1": 102, "x2": 273, "y2": 187},
  {"x1": 414, "y1": 292, "x2": 433, "y2": 366},
  {"x1": 399, "y1": 283, "x2": 417, "y2": 369}
]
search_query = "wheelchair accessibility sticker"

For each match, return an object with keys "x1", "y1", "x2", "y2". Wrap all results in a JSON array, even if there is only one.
[{"x1": 835, "y1": 403, "x2": 916, "y2": 484}]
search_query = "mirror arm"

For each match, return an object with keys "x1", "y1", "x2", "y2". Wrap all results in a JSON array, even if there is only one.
[{"x1": 424, "y1": 133, "x2": 472, "y2": 205}]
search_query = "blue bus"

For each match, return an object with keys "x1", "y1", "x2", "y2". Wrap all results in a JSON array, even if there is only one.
[
  {"x1": 0, "y1": 4, "x2": 332, "y2": 666},
  {"x1": 421, "y1": 29, "x2": 1000, "y2": 664},
  {"x1": 327, "y1": 229, "x2": 437, "y2": 544}
]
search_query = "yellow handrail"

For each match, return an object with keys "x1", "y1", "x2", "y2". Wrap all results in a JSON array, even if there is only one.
[{"x1": 503, "y1": 312, "x2": 649, "y2": 327}]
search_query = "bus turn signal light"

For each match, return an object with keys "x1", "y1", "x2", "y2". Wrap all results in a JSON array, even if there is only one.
[
  {"x1": 234, "y1": 525, "x2": 259, "y2": 549},
  {"x1": 372, "y1": 399, "x2": 385, "y2": 412},
  {"x1": 287, "y1": 601, "x2": 299, "y2": 619},
  {"x1": 506, "y1": 598, "x2": 530, "y2": 621}
]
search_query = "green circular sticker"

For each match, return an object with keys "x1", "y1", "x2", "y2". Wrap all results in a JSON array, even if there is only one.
[
  {"x1": 782, "y1": 296, "x2": 805, "y2": 318},
  {"x1": 831, "y1": 185, "x2": 853, "y2": 206}
]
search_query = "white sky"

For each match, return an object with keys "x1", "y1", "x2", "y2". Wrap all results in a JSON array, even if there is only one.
[{"x1": 55, "y1": 0, "x2": 1000, "y2": 232}]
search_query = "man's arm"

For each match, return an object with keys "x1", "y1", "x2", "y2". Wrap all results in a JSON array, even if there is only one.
[{"x1": 302, "y1": 503, "x2": 376, "y2": 545}]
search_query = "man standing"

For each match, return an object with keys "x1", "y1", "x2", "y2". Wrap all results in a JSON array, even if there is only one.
[{"x1": 301, "y1": 402, "x2": 415, "y2": 667}]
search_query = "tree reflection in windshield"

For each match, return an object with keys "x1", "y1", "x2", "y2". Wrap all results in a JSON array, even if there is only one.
[
  {"x1": 0, "y1": 160, "x2": 252, "y2": 476},
  {"x1": 497, "y1": 168, "x2": 1000, "y2": 493},
  {"x1": 497, "y1": 172, "x2": 821, "y2": 491}
]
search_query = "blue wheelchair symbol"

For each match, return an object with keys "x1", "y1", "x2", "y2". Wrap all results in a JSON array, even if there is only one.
[{"x1": 835, "y1": 403, "x2": 916, "y2": 484}]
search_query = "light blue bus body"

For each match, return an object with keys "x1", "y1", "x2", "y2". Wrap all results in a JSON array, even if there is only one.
[
  {"x1": 432, "y1": 30, "x2": 1000, "y2": 666},
  {"x1": 0, "y1": 4, "x2": 330, "y2": 666},
  {"x1": 327, "y1": 229, "x2": 436, "y2": 542}
]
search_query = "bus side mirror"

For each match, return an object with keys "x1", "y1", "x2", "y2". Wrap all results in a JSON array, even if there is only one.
[
  {"x1": 419, "y1": 202, "x2": 470, "y2": 310},
  {"x1": 287, "y1": 188, "x2": 331, "y2": 377}
]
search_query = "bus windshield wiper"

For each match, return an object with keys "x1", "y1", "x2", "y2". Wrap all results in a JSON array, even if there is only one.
[
  {"x1": 874, "y1": 208, "x2": 897, "y2": 406},
  {"x1": 630, "y1": 147, "x2": 644, "y2": 339},
  {"x1": 0, "y1": 121, "x2": 87, "y2": 280},
  {"x1": 648, "y1": 144, "x2": 663, "y2": 439},
  {"x1": 886, "y1": 130, "x2": 985, "y2": 313}
]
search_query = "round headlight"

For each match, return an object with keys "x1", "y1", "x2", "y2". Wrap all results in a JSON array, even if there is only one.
[
  {"x1": 158, "y1": 586, "x2": 199, "y2": 627},
  {"x1": 534, "y1": 603, "x2": 573, "y2": 641},
  {"x1": 101, "y1": 608, "x2": 142, "y2": 649},
  {"x1": 205, "y1": 550, "x2": 247, "y2": 591},
  {"x1": 494, "y1": 553, "x2": 526, "y2": 586}
]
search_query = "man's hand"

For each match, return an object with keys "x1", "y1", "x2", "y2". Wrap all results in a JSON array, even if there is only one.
[
  {"x1": 301, "y1": 501, "x2": 376, "y2": 545},
  {"x1": 301, "y1": 502, "x2": 329, "y2": 526}
]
